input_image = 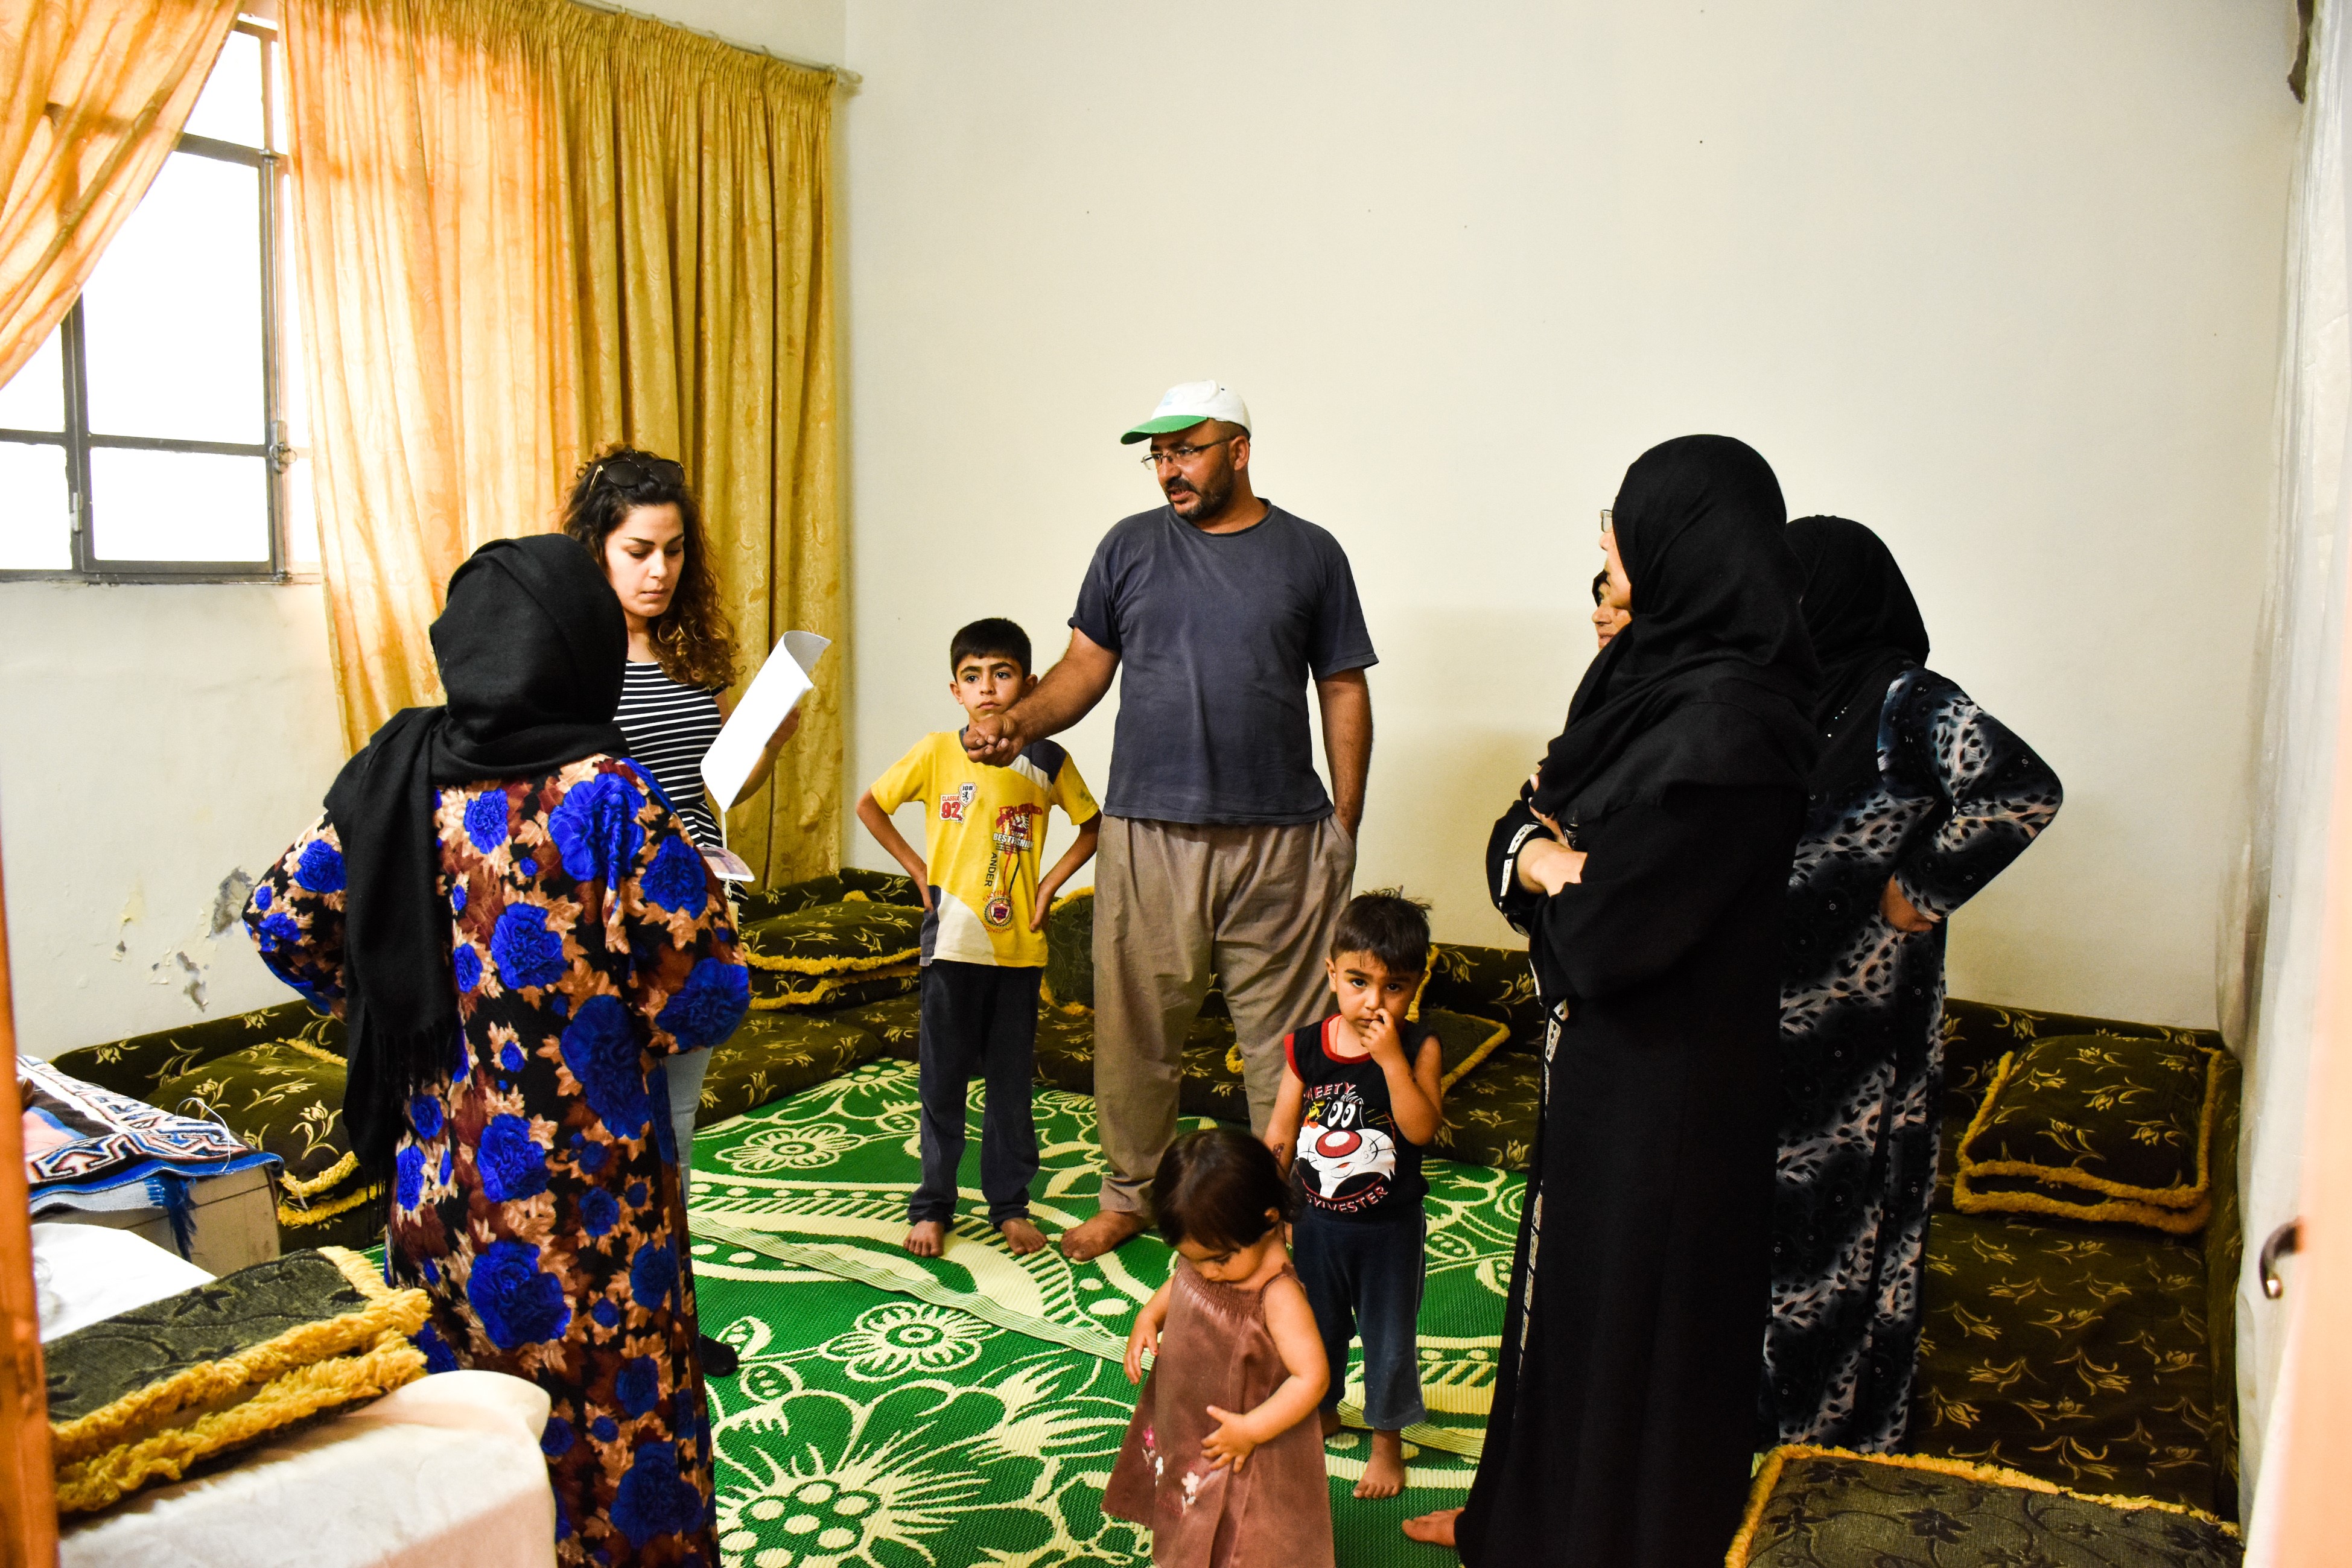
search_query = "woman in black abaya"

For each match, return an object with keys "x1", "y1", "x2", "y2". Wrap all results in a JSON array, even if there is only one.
[{"x1": 1405, "y1": 436, "x2": 1817, "y2": 1566}]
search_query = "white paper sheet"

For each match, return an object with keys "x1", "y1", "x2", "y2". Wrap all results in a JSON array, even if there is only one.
[{"x1": 700, "y1": 629, "x2": 828, "y2": 813}]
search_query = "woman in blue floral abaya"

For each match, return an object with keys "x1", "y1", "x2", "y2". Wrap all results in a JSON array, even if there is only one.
[{"x1": 249, "y1": 534, "x2": 748, "y2": 1566}]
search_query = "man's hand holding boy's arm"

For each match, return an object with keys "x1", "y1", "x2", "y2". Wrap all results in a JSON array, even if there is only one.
[
  {"x1": 1029, "y1": 816, "x2": 1102, "y2": 932},
  {"x1": 1365, "y1": 1008, "x2": 1443, "y2": 1144},
  {"x1": 967, "y1": 629, "x2": 1119, "y2": 764},
  {"x1": 854, "y1": 790, "x2": 933, "y2": 912}
]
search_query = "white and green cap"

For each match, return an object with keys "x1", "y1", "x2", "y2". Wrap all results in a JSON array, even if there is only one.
[{"x1": 1119, "y1": 379, "x2": 1251, "y2": 445}]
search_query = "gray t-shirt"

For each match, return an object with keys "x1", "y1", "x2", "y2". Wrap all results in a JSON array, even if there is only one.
[{"x1": 1070, "y1": 502, "x2": 1376, "y2": 824}]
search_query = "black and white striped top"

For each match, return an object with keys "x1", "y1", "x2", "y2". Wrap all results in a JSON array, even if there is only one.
[{"x1": 615, "y1": 661, "x2": 725, "y2": 847}]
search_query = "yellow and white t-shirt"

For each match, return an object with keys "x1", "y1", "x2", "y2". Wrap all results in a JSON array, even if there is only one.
[{"x1": 868, "y1": 731, "x2": 1099, "y2": 968}]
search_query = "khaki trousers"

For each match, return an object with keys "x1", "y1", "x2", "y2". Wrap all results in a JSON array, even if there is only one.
[{"x1": 1091, "y1": 814, "x2": 1356, "y2": 1215}]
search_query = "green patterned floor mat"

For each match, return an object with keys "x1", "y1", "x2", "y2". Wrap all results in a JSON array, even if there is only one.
[
  {"x1": 694, "y1": 1267, "x2": 1479, "y2": 1568},
  {"x1": 687, "y1": 1060, "x2": 1519, "y2": 1458}
]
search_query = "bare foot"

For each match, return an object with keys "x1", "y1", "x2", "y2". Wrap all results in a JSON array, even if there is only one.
[
  {"x1": 1356, "y1": 1429, "x2": 1407, "y2": 1500},
  {"x1": 997, "y1": 1216, "x2": 1047, "y2": 1256},
  {"x1": 1320, "y1": 1408, "x2": 1343, "y2": 1439},
  {"x1": 904, "y1": 1219, "x2": 947, "y2": 1257},
  {"x1": 1402, "y1": 1508, "x2": 1461, "y2": 1546},
  {"x1": 1060, "y1": 1208, "x2": 1146, "y2": 1262}
]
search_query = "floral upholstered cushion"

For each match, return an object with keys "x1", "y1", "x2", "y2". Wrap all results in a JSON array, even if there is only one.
[
  {"x1": 1729, "y1": 1445, "x2": 2240, "y2": 1568},
  {"x1": 1419, "y1": 943, "x2": 1542, "y2": 1052},
  {"x1": 45, "y1": 1246, "x2": 427, "y2": 1516},
  {"x1": 1431, "y1": 1048, "x2": 1537, "y2": 1172},
  {"x1": 49, "y1": 1003, "x2": 345, "y2": 1101},
  {"x1": 1936, "y1": 1001, "x2": 2218, "y2": 1207},
  {"x1": 1041, "y1": 887, "x2": 1095, "y2": 1010},
  {"x1": 825, "y1": 991, "x2": 923, "y2": 1062},
  {"x1": 150, "y1": 1040, "x2": 381, "y2": 1254},
  {"x1": 1907, "y1": 1211, "x2": 2226, "y2": 1514},
  {"x1": 691, "y1": 1012, "x2": 885, "y2": 1127},
  {"x1": 748, "y1": 964, "x2": 920, "y2": 1011},
  {"x1": 1955, "y1": 1035, "x2": 2222, "y2": 1234},
  {"x1": 736, "y1": 867, "x2": 921, "y2": 921},
  {"x1": 742, "y1": 899, "x2": 923, "y2": 978}
]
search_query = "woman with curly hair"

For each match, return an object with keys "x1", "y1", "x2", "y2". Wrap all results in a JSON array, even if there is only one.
[
  {"x1": 562, "y1": 451, "x2": 799, "y2": 1170},
  {"x1": 247, "y1": 534, "x2": 746, "y2": 1566}
]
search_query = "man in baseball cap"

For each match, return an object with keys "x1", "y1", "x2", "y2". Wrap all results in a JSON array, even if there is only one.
[
  {"x1": 966, "y1": 381, "x2": 1376, "y2": 1262},
  {"x1": 1118, "y1": 378, "x2": 1252, "y2": 444}
]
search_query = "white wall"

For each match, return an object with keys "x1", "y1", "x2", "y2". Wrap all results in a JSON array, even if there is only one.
[
  {"x1": 836, "y1": 1, "x2": 2300, "y2": 1029},
  {"x1": 0, "y1": 583, "x2": 345, "y2": 1056}
]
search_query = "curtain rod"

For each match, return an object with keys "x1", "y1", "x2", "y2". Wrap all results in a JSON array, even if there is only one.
[{"x1": 567, "y1": 0, "x2": 862, "y2": 88}]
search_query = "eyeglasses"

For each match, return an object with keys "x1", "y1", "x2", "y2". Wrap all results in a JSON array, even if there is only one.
[
  {"x1": 591, "y1": 454, "x2": 685, "y2": 492},
  {"x1": 1599, "y1": 507, "x2": 1614, "y2": 533},
  {"x1": 1140, "y1": 437, "x2": 1233, "y2": 469}
]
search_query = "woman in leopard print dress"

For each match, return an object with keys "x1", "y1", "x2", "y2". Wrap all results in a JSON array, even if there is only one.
[{"x1": 1759, "y1": 516, "x2": 2063, "y2": 1452}]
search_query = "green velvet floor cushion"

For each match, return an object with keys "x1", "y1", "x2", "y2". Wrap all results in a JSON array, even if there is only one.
[
  {"x1": 150, "y1": 1040, "x2": 383, "y2": 1253},
  {"x1": 1955, "y1": 1035, "x2": 2222, "y2": 1234},
  {"x1": 1033, "y1": 1006, "x2": 1096, "y2": 1096},
  {"x1": 822, "y1": 991, "x2": 923, "y2": 1062},
  {"x1": 46, "y1": 1246, "x2": 428, "y2": 1516},
  {"x1": 1420, "y1": 942, "x2": 1544, "y2": 1051},
  {"x1": 1908, "y1": 1210, "x2": 2226, "y2": 1515},
  {"x1": 736, "y1": 866, "x2": 923, "y2": 922},
  {"x1": 1430, "y1": 1047, "x2": 1536, "y2": 1173},
  {"x1": 1731, "y1": 1445, "x2": 2240, "y2": 1568},
  {"x1": 1937, "y1": 1001, "x2": 2225, "y2": 1204},
  {"x1": 1041, "y1": 886, "x2": 1095, "y2": 1009},
  {"x1": 742, "y1": 898, "x2": 922, "y2": 1009},
  {"x1": 695, "y1": 1012, "x2": 885, "y2": 1126},
  {"x1": 49, "y1": 1003, "x2": 345, "y2": 1102}
]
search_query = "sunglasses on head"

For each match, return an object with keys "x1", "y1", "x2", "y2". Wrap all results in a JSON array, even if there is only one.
[{"x1": 590, "y1": 454, "x2": 685, "y2": 492}]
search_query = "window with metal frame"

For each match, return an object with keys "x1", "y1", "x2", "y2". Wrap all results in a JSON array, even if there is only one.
[{"x1": 0, "y1": 20, "x2": 317, "y2": 581}]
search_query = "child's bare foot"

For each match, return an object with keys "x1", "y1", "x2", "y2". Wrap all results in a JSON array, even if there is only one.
[
  {"x1": 997, "y1": 1216, "x2": 1046, "y2": 1255},
  {"x1": 1060, "y1": 1208, "x2": 1146, "y2": 1262},
  {"x1": 1356, "y1": 1429, "x2": 1407, "y2": 1499},
  {"x1": 1320, "y1": 1407, "x2": 1343, "y2": 1438},
  {"x1": 904, "y1": 1219, "x2": 947, "y2": 1257},
  {"x1": 1402, "y1": 1507, "x2": 1461, "y2": 1545}
]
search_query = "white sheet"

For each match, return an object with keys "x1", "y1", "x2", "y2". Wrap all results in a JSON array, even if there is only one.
[
  {"x1": 62, "y1": 1370, "x2": 558, "y2": 1568},
  {"x1": 31, "y1": 1220, "x2": 214, "y2": 1340}
]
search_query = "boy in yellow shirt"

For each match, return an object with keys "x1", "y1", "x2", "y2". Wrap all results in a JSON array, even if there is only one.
[{"x1": 857, "y1": 618, "x2": 1101, "y2": 1257}]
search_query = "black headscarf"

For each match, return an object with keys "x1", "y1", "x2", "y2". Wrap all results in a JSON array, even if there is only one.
[
  {"x1": 1785, "y1": 516, "x2": 1930, "y2": 799},
  {"x1": 1530, "y1": 435, "x2": 1819, "y2": 826},
  {"x1": 322, "y1": 533, "x2": 628, "y2": 1171}
]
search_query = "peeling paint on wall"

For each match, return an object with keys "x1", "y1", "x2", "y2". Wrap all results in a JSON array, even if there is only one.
[
  {"x1": 209, "y1": 869, "x2": 255, "y2": 936},
  {"x1": 141, "y1": 868, "x2": 258, "y2": 1015}
]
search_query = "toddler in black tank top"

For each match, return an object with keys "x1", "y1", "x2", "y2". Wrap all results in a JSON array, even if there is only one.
[{"x1": 1266, "y1": 891, "x2": 1445, "y2": 1502}]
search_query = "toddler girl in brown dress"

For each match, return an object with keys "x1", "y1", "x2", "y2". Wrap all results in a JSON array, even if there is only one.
[{"x1": 1106, "y1": 1129, "x2": 1335, "y2": 1568}]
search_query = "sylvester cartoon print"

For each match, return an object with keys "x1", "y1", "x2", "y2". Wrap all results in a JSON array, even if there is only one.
[{"x1": 1297, "y1": 1082, "x2": 1399, "y2": 1213}]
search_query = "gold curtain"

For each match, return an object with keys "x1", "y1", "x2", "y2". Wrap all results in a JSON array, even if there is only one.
[
  {"x1": 0, "y1": 0, "x2": 239, "y2": 387},
  {"x1": 281, "y1": 0, "x2": 841, "y2": 884}
]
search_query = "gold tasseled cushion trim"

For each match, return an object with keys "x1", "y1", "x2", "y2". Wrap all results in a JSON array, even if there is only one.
[
  {"x1": 749, "y1": 961, "x2": 920, "y2": 1008},
  {"x1": 741, "y1": 944, "x2": 920, "y2": 977},
  {"x1": 1952, "y1": 1045, "x2": 2222, "y2": 1234},
  {"x1": 1724, "y1": 1443, "x2": 2241, "y2": 1567},
  {"x1": 1405, "y1": 944, "x2": 1437, "y2": 1021},
  {"x1": 55, "y1": 1332, "x2": 426, "y2": 1514},
  {"x1": 278, "y1": 1149, "x2": 360, "y2": 1200},
  {"x1": 278, "y1": 1036, "x2": 346, "y2": 1067},
  {"x1": 277, "y1": 1179, "x2": 385, "y2": 1228},
  {"x1": 48, "y1": 1246, "x2": 427, "y2": 1470}
]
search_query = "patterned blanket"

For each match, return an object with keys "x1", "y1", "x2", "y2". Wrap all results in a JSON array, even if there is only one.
[
  {"x1": 687, "y1": 1060, "x2": 1519, "y2": 1461},
  {"x1": 19, "y1": 1056, "x2": 275, "y2": 1199}
]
